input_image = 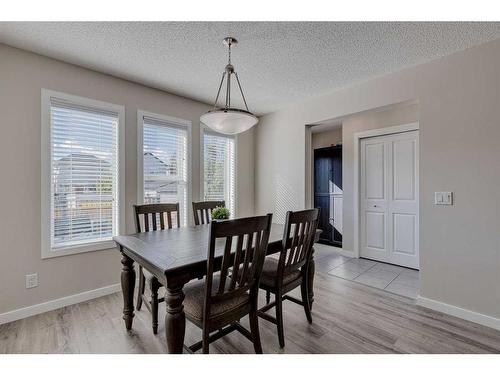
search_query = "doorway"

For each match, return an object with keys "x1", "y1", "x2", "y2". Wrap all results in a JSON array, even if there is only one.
[
  {"x1": 357, "y1": 126, "x2": 419, "y2": 269},
  {"x1": 314, "y1": 145, "x2": 343, "y2": 247}
]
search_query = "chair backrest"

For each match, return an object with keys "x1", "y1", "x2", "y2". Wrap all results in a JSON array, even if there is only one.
[
  {"x1": 192, "y1": 200, "x2": 225, "y2": 225},
  {"x1": 278, "y1": 208, "x2": 320, "y2": 277},
  {"x1": 204, "y1": 214, "x2": 273, "y2": 319},
  {"x1": 133, "y1": 203, "x2": 181, "y2": 233}
]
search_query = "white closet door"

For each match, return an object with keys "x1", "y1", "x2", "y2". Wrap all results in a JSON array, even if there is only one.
[{"x1": 360, "y1": 130, "x2": 419, "y2": 269}]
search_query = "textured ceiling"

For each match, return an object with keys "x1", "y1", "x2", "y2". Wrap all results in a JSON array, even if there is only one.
[{"x1": 1, "y1": 22, "x2": 499, "y2": 115}]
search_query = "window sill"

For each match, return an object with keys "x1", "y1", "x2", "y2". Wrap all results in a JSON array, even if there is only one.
[{"x1": 41, "y1": 239, "x2": 116, "y2": 259}]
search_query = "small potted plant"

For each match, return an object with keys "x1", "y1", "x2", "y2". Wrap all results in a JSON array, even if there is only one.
[{"x1": 211, "y1": 206, "x2": 230, "y2": 221}]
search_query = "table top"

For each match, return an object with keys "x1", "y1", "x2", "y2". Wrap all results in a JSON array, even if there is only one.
[{"x1": 114, "y1": 223, "x2": 295, "y2": 280}]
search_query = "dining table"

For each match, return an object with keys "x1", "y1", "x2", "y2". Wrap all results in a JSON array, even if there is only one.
[{"x1": 113, "y1": 222, "x2": 321, "y2": 353}]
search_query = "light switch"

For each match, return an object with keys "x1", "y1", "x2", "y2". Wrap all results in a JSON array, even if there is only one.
[
  {"x1": 435, "y1": 192, "x2": 453, "y2": 205},
  {"x1": 443, "y1": 192, "x2": 453, "y2": 205},
  {"x1": 26, "y1": 273, "x2": 38, "y2": 289},
  {"x1": 435, "y1": 192, "x2": 442, "y2": 204}
]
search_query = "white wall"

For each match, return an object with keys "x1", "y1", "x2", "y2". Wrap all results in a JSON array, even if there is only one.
[
  {"x1": 256, "y1": 38, "x2": 500, "y2": 320},
  {"x1": 0, "y1": 44, "x2": 254, "y2": 315}
]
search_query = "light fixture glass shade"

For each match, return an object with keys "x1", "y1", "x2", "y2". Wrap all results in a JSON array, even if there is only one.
[{"x1": 200, "y1": 109, "x2": 259, "y2": 135}]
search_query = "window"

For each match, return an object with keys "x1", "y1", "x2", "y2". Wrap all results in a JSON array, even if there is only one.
[
  {"x1": 41, "y1": 90, "x2": 124, "y2": 258},
  {"x1": 138, "y1": 111, "x2": 191, "y2": 226},
  {"x1": 201, "y1": 128, "x2": 236, "y2": 216}
]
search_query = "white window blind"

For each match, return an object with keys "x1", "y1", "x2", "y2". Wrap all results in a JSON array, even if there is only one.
[
  {"x1": 50, "y1": 98, "x2": 120, "y2": 249},
  {"x1": 203, "y1": 130, "x2": 236, "y2": 216},
  {"x1": 142, "y1": 116, "x2": 188, "y2": 226}
]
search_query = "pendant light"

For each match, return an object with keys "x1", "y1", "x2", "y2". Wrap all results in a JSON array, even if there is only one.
[{"x1": 200, "y1": 37, "x2": 259, "y2": 135}]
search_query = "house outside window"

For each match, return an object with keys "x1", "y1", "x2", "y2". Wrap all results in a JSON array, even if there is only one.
[
  {"x1": 137, "y1": 111, "x2": 191, "y2": 226},
  {"x1": 41, "y1": 89, "x2": 124, "y2": 258},
  {"x1": 201, "y1": 128, "x2": 236, "y2": 217}
]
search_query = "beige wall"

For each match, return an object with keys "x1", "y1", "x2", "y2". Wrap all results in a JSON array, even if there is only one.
[
  {"x1": 0, "y1": 44, "x2": 254, "y2": 314},
  {"x1": 256, "y1": 38, "x2": 500, "y2": 320},
  {"x1": 311, "y1": 128, "x2": 342, "y2": 149}
]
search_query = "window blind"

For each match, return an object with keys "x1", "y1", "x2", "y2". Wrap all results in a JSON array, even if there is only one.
[
  {"x1": 143, "y1": 116, "x2": 188, "y2": 226},
  {"x1": 50, "y1": 99, "x2": 119, "y2": 249},
  {"x1": 203, "y1": 131, "x2": 236, "y2": 216}
]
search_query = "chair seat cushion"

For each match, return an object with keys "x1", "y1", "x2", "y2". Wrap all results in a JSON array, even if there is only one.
[
  {"x1": 260, "y1": 257, "x2": 301, "y2": 287},
  {"x1": 183, "y1": 275, "x2": 250, "y2": 322}
]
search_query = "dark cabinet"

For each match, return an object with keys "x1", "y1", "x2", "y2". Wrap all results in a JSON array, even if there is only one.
[{"x1": 314, "y1": 145, "x2": 342, "y2": 247}]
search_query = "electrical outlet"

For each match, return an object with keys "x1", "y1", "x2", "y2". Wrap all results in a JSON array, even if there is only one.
[{"x1": 25, "y1": 273, "x2": 38, "y2": 289}]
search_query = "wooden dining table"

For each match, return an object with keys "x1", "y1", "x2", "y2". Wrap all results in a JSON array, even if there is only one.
[{"x1": 113, "y1": 223, "x2": 321, "y2": 353}]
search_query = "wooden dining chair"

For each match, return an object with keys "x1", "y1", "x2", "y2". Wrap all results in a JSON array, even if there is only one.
[
  {"x1": 134, "y1": 203, "x2": 180, "y2": 334},
  {"x1": 192, "y1": 200, "x2": 225, "y2": 225},
  {"x1": 183, "y1": 213, "x2": 273, "y2": 354},
  {"x1": 257, "y1": 208, "x2": 320, "y2": 348}
]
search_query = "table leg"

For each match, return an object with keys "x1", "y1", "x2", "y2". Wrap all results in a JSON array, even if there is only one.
[
  {"x1": 165, "y1": 284, "x2": 186, "y2": 354},
  {"x1": 120, "y1": 250, "x2": 136, "y2": 330},
  {"x1": 308, "y1": 247, "x2": 315, "y2": 310}
]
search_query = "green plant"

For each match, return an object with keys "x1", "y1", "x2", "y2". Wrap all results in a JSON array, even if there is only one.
[{"x1": 211, "y1": 206, "x2": 230, "y2": 220}]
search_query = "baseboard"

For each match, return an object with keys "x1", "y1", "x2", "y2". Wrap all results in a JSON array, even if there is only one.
[
  {"x1": 417, "y1": 295, "x2": 500, "y2": 331},
  {"x1": 0, "y1": 283, "x2": 121, "y2": 325}
]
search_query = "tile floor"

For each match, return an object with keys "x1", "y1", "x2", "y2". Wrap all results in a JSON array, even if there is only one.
[{"x1": 314, "y1": 243, "x2": 419, "y2": 299}]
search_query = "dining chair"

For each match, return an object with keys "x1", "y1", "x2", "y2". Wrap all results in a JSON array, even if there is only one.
[
  {"x1": 133, "y1": 203, "x2": 180, "y2": 334},
  {"x1": 183, "y1": 213, "x2": 273, "y2": 354},
  {"x1": 192, "y1": 200, "x2": 225, "y2": 225},
  {"x1": 257, "y1": 208, "x2": 320, "y2": 348}
]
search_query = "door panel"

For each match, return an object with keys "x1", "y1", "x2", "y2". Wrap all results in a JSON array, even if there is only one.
[
  {"x1": 365, "y1": 211, "x2": 386, "y2": 249},
  {"x1": 365, "y1": 143, "x2": 385, "y2": 200},
  {"x1": 360, "y1": 130, "x2": 419, "y2": 269},
  {"x1": 393, "y1": 213, "x2": 416, "y2": 255},
  {"x1": 361, "y1": 138, "x2": 389, "y2": 259},
  {"x1": 393, "y1": 138, "x2": 416, "y2": 201}
]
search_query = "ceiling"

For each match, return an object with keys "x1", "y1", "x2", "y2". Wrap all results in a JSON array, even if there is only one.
[{"x1": 1, "y1": 22, "x2": 499, "y2": 115}]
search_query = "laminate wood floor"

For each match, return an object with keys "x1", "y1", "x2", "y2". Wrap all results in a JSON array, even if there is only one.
[{"x1": 1, "y1": 270, "x2": 499, "y2": 354}]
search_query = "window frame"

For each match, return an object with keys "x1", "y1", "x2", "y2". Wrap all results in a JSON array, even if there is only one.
[
  {"x1": 137, "y1": 110, "x2": 192, "y2": 226},
  {"x1": 199, "y1": 124, "x2": 238, "y2": 218},
  {"x1": 41, "y1": 89, "x2": 125, "y2": 259}
]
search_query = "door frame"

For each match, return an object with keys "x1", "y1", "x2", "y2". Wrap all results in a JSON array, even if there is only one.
[{"x1": 353, "y1": 122, "x2": 419, "y2": 258}]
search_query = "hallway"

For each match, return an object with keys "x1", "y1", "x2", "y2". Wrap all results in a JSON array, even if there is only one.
[{"x1": 314, "y1": 244, "x2": 419, "y2": 299}]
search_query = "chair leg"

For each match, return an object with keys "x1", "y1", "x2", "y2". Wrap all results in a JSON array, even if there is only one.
[
  {"x1": 202, "y1": 328, "x2": 210, "y2": 354},
  {"x1": 136, "y1": 267, "x2": 145, "y2": 311},
  {"x1": 301, "y1": 278, "x2": 313, "y2": 323},
  {"x1": 249, "y1": 309, "x2": 263, "y2": 354},
  {"x1": 275, "y1": 291, "x2": 285, "y2": 348},
  {"x1": 265, "y1": 290, "x2": 271, "y2": 304},
  {"x1": 150, "y1": 278, "x2": 159, "y2": 334}
]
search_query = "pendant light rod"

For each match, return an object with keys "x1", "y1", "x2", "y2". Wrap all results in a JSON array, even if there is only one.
[
  {"x1": 225, "y1": 65, "x2": 231, "y2": 109},
  {"x1": 213, "y1": 72, "x2": 226, "y2": 110},
  {"x1": 234, "y1": 71, "x2": 250, "y2": 112},
  {"x1": 210, "y1": 36, "x2": 251, "y2": 113},
  {"x1": 227, "y1": 37, "x2": 232, "y2": 64}
]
